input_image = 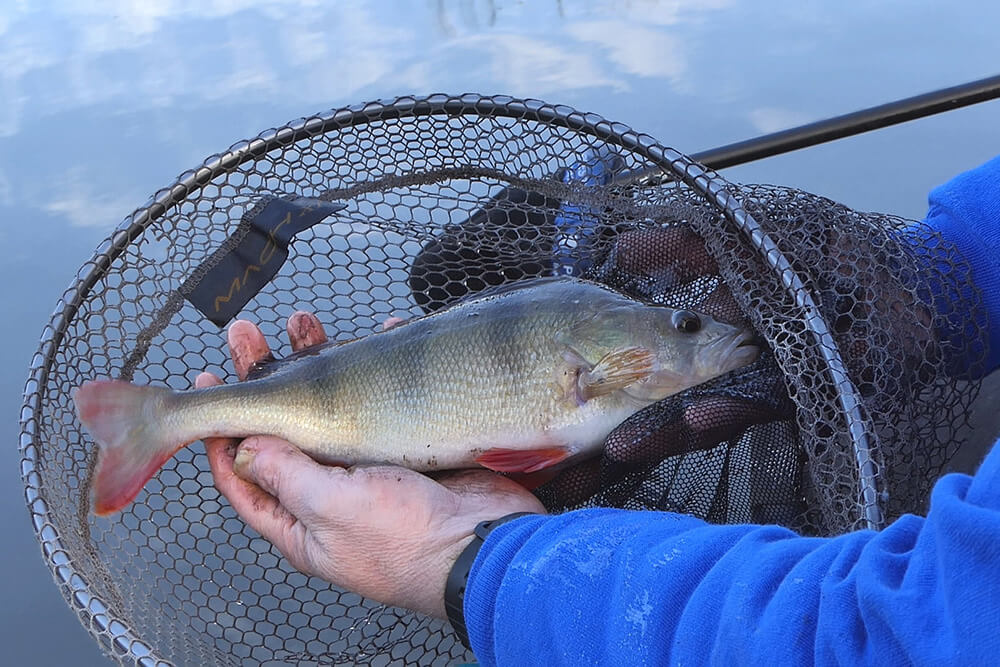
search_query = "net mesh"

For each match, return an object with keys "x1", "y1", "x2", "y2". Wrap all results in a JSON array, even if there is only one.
[{"x1": 19, "y1": 94, "x2": 986, "y2": 665}]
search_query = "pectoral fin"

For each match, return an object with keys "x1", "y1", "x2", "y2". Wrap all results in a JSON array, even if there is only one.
[{"x1": 577, "y1": 346, "x2": 655, "y2": 401}]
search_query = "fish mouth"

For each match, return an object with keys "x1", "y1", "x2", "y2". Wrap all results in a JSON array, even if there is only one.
[{"x1": 715, "y1": 330, "x2": 761, "y2": 372}]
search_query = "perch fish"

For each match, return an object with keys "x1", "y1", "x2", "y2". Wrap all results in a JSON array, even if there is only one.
[{"x1": 74, "y1": 277, "x2": 759, "y2": 515}]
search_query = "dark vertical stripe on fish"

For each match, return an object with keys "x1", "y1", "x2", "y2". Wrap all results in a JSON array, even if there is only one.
[
  {"x1": 489, "y1": 299, "x2": 522, "y2": 387},
  {"x1": 408, "y1": 323, "x2": 429, "y2": 408}
]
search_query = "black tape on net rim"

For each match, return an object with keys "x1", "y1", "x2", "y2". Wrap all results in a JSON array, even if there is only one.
[{"x1": 185, "y1": 195, "x2": 347, "y2": 327}]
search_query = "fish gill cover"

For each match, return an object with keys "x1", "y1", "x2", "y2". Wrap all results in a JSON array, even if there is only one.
[{"x1": 19, "y1": 94, "x2": 986, "y2": 665}]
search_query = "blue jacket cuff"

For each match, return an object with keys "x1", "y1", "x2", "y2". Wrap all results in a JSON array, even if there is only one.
[{"x1": 465, "y1": 514, "x2": 550, "y2": 665}]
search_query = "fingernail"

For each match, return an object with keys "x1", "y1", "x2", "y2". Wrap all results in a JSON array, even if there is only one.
[
  {"x1": 288, "y1": 311, "x2": 326, "y2": 348},
  {"x1": 382, "y1": 316, "x2": 405, "y2": 331},
  {"x1": 193, "y1": 371, "x2": 217, "y2": 389},
  {"x1": 233, "y1": 446, "x2": 256, "y2": 479},
  {"x1": 229, "y1": 332, "x2": 251, "y2": 372},
  {"x1": 288, "y1": 311, "x2": 313, "y2": 339}
]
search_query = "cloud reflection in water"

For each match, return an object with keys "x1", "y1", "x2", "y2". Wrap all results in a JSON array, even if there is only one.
[{"x1": 0, "y1": 0, "x2": 733, "y2": 228}]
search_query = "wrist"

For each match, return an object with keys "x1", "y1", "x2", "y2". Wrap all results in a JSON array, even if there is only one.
[
  {"x1": 445, "y1": 513, "x2": 537, "y2": 647},
  {"x1": 390, "y1": 531, "x2": 475, "y2": 620},
  {"x1": 425, "y1": 534, "x2": 475, "y2": 620}
]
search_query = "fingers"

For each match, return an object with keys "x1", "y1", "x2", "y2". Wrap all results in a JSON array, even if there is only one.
[
  {"x1": 209, "y1": 437, "x2": 301, "y2": 544},
  {"x1": 437, "y1": 469, "x2": 545, "y2": 502},
  {"x1": 683, "y1": 396, "x2": 786, "y2": 446},
  {"x1": 227, "y1": 320, "x2": 271, "y2": 381},
  {"x1": 615, "y1": 227, "x2": 717, "y2": 282},
  {"x1": 203, "y1": 314, "x2": 335, "y2": 567},
  {"x1": 195, "y1": 371, "x2": 223, "y2": 389},
  {"x1": 533, "y1": 457, "x2": 602, "y2": 509},
  {"x1": 228, "y1": 313, "x2": 328, "y2": 381},
  {"x1": 287, "y1": 311, "x2": 328, "y2": 351},
  {"x1": 231, "y1": 436, "x2": 346, "y2": 525},
  {"x1": 198, "y1": 372, "x2": 284, "y2": 521},
  {"x1": 382, "y1": 316, "x2": 405, "y2": 331}
]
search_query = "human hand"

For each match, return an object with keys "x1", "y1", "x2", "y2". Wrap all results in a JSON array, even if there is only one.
[{"x1": 196, "y1": 312, "x2": 545, "y2": 619}]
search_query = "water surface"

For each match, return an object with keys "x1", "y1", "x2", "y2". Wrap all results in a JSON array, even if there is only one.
[{"x1": 3, "y1": 2, "x2": 999, "y2": 664}]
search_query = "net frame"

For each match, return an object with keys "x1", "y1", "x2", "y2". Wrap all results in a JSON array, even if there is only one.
[{"x1": 19, "y1": 93, "x2": 888, "y2": 665}]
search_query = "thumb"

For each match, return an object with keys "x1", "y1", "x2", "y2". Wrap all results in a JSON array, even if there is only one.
[{"x1": 233, "y1": 436, "x2": 339, "y2": 518}]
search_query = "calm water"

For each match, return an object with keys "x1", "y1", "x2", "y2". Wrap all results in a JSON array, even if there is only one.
[{"x1": 3, "y1": 1, "x2": 999, "y2": 664}]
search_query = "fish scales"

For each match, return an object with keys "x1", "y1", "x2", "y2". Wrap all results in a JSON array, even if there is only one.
[{"x1": 345, "y1": 293, "x2": 613, "y2": 466}]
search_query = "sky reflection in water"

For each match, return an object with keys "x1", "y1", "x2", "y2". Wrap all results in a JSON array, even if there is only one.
[{"x1": 2, "y1": 1, "x2": 998, "y2": 664}]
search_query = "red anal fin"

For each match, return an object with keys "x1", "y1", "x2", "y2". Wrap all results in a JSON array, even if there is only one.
[{"x1": 475, "y1": 446, "x2": 570, "y2": 474}]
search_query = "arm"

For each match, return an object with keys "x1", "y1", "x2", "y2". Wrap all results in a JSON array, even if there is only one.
[
  {"x1": 465, "y1": 155, "x2": 1000, "y2": 666},
  {"x1": 467, "y1": 447, "x2": 1000, "y2": 665}
]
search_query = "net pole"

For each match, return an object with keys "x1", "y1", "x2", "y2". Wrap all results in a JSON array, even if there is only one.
[{"x1": 619, "y1": 73, "x2": 1000, "y2": 184}]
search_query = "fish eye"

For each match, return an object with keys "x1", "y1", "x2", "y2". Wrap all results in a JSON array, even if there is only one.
[{"x1": 672, "y1": 310, "x2": 702, "y2": 334}]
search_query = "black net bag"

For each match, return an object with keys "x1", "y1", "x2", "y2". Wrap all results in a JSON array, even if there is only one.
[{"x1": 19, "y1": 94, "x2": 987, "y2": 665}]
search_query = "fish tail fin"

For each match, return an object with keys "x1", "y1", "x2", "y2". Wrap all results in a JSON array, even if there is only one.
[{"x1": 73, "y1": 379, "x2": 183, "y2": 516}]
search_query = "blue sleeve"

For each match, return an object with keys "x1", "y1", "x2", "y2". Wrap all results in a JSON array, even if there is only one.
[
  {"x1": 466, "y1": 443, "x2": 1000, "y2": 665},
  {"x1": 923, "y1": 154, "x2": 1000, "y2": 373},
  {"x1": 464, "y1": 155, "x2": 1000, "y2": 666}
]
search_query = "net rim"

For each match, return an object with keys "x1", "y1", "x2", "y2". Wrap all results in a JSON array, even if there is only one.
[{"x1": 18, "y1": 92, "x2": 882, "y2": 665}]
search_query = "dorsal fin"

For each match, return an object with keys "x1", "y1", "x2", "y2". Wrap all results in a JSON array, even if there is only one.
[
  {"x1": 451, "y1": 275, "x2": 642, "y2": 308},
  {"x1": 459, "y1": 276, "x2": 580, "y2": 301}
]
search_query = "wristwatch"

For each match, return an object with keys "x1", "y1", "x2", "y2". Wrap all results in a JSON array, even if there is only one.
[{"x1": 444, "y1": 512, "x2": 535, "y2": 649}]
